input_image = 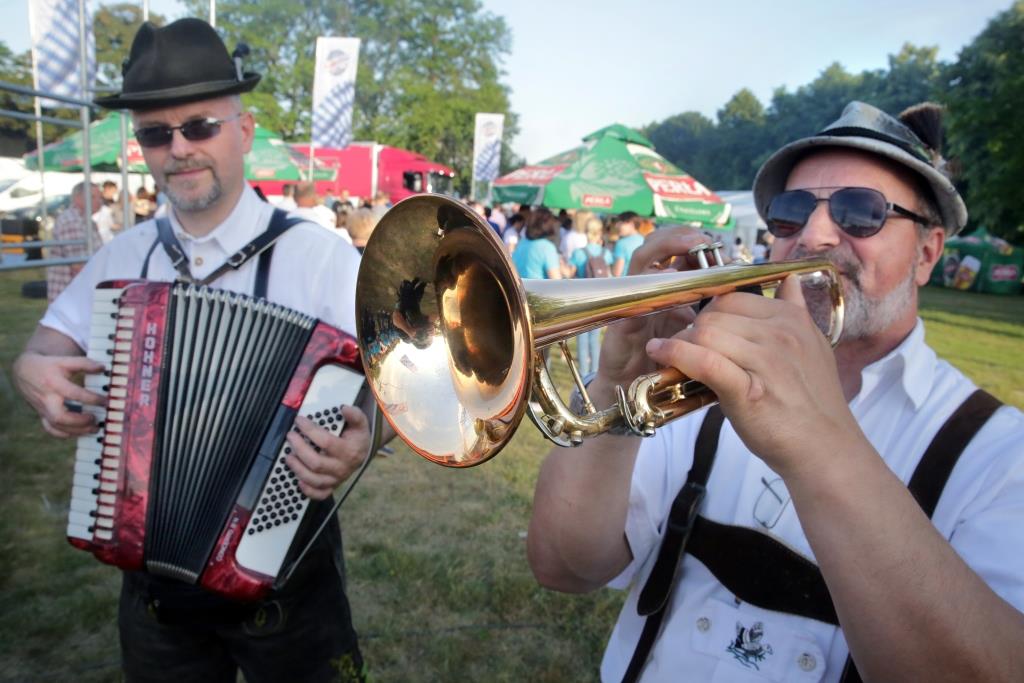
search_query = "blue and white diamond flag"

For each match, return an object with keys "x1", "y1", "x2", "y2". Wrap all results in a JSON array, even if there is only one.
[
  {"x1": 312, "y1": 37, "x2": 360, "y2": 149},
  {"x1": 29, "y1": 0, "x2": 96, "y2": 108},
  {"x1": 472, "y1": 113, "x2": 504, "y2": 184}
]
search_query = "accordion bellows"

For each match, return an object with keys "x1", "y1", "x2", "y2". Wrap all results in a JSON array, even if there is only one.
[{"x1": 68, "y1": 281, "x2": 364, "y2": 601}]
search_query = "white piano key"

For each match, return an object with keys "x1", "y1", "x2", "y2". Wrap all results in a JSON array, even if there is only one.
[
  {"x1": 98, "y1": 493, "x2": 117, "y2": 505},
  {"x1": 70, "y1": 497, "x2": 97, "y2": 513},
  {"x1": 91, "y1": 300, "x2": 121, "y2": 314},
  {"x1": 87, "y1": 340, "x2": 115, "y2": 354},
  {"x1": 71, "y1": 483, "x2": 97, "y2": 505},
  {"x1": 87, "y1": 348, "x2": 114, "y2": 364},
  {"x1": 67, "y1": 523, "x2": 94, "y2": 540},
  {"x1": 97, "y1": 504, "x2": 115, "y2": 517},
  {"x1": 73, "y1": 472, "x2": 99, "y2": 489},
  {"x1": 95, "y1": 529, "x2": 113, "y2": 541},
  {"x1": 95, "y1": 517, "x2": 114, "y2": 529},
  {"x1": 74, "y1": 461, "x2": 101, "y2": 477},
  {"x1": 75, "y1": 439, "x2": 103, "y2": 455},
  {"x1": 68, "y1": 510, "x2": 95, "y2": 528},
  {"x1": 99, "y1": 480, "x2": 118, "y2": 493}
]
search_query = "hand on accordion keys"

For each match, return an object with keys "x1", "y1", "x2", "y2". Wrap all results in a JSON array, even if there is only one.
[
  {"x1": 12, "y1": 346, "x2": 107, "y2": 439},
  {"x1": 285, "y1": 405, "x2": 372, "y2": 500}
]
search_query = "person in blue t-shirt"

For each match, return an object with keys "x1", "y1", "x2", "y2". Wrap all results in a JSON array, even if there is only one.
[
  {"x1": 612, "y1": 211, "x2": 645, "y2": 276},
  {"x1": 512, "y1": 208, "x2": 565, "y2": 280},
  {"x1": 569, "y1": 216, "x2": 612, "y2": 374}
]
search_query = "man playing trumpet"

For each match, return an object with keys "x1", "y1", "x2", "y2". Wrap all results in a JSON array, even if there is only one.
[{"x1": 528, "y1": 102, "x2": 1024, "y2": 682}]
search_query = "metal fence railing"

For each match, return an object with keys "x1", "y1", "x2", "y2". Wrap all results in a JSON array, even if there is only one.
[{"x1": 0, "y1": 77, "x2": 98, "y2": 273}]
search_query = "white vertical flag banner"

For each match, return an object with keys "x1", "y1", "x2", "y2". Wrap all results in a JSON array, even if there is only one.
[
  {"x1": 472, "y1": 113, "x2": 504, "y2": 184},
  {"x1": 312, "y1": 37, "x2": 360, "y2": 149},
  {"x1": 29, "y1": 0, "x2": 96, "y2": 108}
]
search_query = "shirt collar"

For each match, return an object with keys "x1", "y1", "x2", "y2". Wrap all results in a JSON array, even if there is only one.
[
  {"x1": 856, "y1": 319, "x2": 934, "y2": 411},
  {"x1": 167, "y1": 185, "x2": 264, "y2": 255}
]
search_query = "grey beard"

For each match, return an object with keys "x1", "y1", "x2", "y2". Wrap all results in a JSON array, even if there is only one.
[
  {"x1": 795, "y1": 244, "x2": 919, "y2": 342},
  {"x1": 163, "y1": 165, "x2": 223, "y2": 212}
]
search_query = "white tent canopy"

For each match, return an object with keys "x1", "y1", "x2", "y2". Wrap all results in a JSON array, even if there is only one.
[{"x1": 716, "y1": 190, "x2": 764, "y2": 254}]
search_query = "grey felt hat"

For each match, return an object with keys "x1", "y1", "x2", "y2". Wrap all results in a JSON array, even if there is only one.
[{"x1": 752, "y1": 101, "x2": 968, "y2": 234}]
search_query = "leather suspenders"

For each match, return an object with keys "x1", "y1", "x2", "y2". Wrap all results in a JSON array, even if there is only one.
[
  {"x1": 140, "y1": 208, "x2": 303, "y2": 298},
  {"x1": 623, "y1": 389, "x2": 1003, "y2": 683}
]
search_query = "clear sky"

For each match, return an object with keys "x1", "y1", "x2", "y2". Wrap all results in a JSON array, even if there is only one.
[{"x1": 1, "y1": 0, "x2": 1010, "y2": 163}]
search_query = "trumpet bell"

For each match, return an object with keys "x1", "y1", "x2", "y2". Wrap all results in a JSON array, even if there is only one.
[{"x1": 355, "y1": 194, "x2": 534, "y2": 467}]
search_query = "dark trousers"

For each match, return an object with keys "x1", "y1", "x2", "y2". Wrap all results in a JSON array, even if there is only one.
[{"x1": 118, "y1": 542, "x2": 363, "y2": 683}]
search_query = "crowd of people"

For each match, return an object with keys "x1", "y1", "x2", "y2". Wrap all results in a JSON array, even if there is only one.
[{"x1": 13, "y1": 14, "x2": 1024, "y2": 683}]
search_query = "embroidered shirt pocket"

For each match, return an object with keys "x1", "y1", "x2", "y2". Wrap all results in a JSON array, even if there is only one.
[{"x1": 690, "y1": 598, "x2": 827, "y2": 683}]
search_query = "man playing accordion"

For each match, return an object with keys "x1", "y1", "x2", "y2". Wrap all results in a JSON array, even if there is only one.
[{"x1": 13, "y1": 18, "x2": 368, "y2": 683}]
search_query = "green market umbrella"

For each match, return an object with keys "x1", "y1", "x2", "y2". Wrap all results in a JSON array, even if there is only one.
[
  {"x1": 493, "y1": 123, "x2": 731, "y2": 228},
  {"x1": 24, "y1": 111, "x2": 148, "y2": 172}
]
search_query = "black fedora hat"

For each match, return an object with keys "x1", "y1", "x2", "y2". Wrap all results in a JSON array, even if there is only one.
[{"x1": 95, "y1": 18, "x2": 260, "y2": 110}]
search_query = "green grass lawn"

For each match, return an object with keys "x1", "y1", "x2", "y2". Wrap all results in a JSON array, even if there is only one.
[{"x1": 0, "y1": 268, "x2": 1021, "y2": 682}]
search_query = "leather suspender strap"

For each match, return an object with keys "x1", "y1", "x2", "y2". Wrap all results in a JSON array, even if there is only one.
[
  {"x1": 908, "y1": 389, "x2": 1003, "y2": 518},
  {"x1": 686, "y1": 517, "x2": 840, "y2": 625},
  {"x1": 154, "y1": 216, "x2": 194, "y2": 281},
  {"x1": 198, "y1": 209, "x2": 301, "y2": 287},
  {"x1": 621, "y1": 406, "x2": 724, "y2": 683},
  {"x1": 139, "y1": 238, "x2": 161, "y2": 279},
  {"x1": 622, "y1": 388, "x2": 1002, "y2": 683},
  {"x1": 144, "y1": 209, "x2": 302, "y2": 296}
]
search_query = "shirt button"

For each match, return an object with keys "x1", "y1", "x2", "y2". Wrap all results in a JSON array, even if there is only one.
[
  {"x1": 194, "y1": 256, "x2": 204, "y2": 266},
  {"x1": 797, "y1": 653, "x2": 817, "y2": 671},
  {"x1": 696, "y1": 617, "x2": 710, "y2": 633}
]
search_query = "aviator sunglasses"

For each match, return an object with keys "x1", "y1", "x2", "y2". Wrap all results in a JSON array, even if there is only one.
[
  {"x1": 134, "y1": 114, "x2": 242, "y2": 149},
  {"x1": 766, "y1": 187, "x2": 931, "y2": 239}
]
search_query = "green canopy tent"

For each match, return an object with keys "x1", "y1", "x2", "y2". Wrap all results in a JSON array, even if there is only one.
[
  {"x1": 24, "y1": 112, "x2": 148, "y2": 172},
  {"x1": 492, "y1": 123, "x2": 731, "y2": 228},
  {"x1": 245, "y1": 125, "x2": 334, "y2": 182}
]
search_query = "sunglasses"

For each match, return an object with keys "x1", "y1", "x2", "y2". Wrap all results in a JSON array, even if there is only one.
[
  {"x1": 766, "y1": 187, "x2": 931, "y2": 239},
  {"x1": 134, "y1": 114, "x2": 242, "y2": 149}
]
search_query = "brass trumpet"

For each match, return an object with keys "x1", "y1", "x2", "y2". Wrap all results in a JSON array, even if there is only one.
[{"x1": 355, "y1": 195, "x2": 844, "y2": 467}]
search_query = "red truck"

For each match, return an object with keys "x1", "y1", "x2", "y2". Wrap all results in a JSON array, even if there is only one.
[{"x1": 251, "y1": 143, "x2": 454, "y2": 203}]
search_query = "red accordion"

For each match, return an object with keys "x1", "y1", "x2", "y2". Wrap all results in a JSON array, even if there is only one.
[{"x1": 67, "y1": 280, "x2": 364, "y2": 601}]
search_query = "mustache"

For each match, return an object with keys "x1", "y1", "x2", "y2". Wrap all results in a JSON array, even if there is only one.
[
  {"x1": 163, "y1": 160, "x2": 213, "y2": 175},
  {"x1": 792, "y1": 244, "x2": 861, "y2": 283}
]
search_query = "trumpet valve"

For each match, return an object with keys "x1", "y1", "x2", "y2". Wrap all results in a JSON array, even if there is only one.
[{"x1": 547, "y1": 415, "x2": 566, "y2": 435}]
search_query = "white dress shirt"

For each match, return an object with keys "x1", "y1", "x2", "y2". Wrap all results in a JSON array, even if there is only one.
[
  {"x1": 42, "y1": 185, "x2": 362, "y2": 350},
  {"x1": 602, "y1": 321, "x2": 1024, "y2": 682}
]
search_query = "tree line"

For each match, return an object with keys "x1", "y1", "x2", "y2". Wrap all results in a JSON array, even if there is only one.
[
  {"x1": 642, "y1": 1, "x2": 1024, "y2": 241},
  {"x1": 0, "y1": 0, "x2": 521, "y2": 196},
  {"x1": 0, "y1": 1, "x2": 1020, "y2": 238}
]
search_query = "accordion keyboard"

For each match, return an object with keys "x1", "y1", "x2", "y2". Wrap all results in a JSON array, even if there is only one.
[
  {"x1": 235, "y1": 363, "x2": 365, "y2": 578},
  {"x1": 67, "y1": 286, "x2": 132, "y2": 542}
]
